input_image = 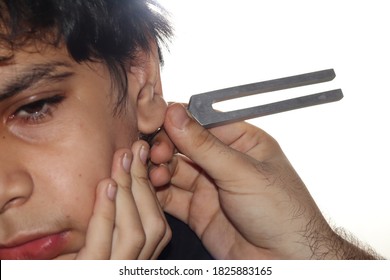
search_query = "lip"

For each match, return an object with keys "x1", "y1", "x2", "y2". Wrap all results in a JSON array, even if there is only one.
[{"x1": 0, "y1": 231, "x2": 69, "y2": 260}]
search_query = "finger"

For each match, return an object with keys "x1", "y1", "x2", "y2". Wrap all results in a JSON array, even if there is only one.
[
  {"x1": 208, "y1": 121, "x2": 262, "y2": 146},
  {"x1": 130, "y1": 141, "x2": 171, "y2": 259},
  {"x1": 150, "y1": 128, "x2": 175, "y2": 164},
  {"x1": 110, "y1": 149, "x2": 145, "y2": 259},
  {"x1": 163, "y1": 103, "x2": 254, "y2": 183},
  {"x1": 148, "y1": 163, "x2": 171, "y2": 187},
  {"x1": 76, "y1": 179, "x2": 117, "y2": 259},
  {"x1": 155, "y1": 154, "x2": 208, "y2": 223},
  {"x1": 156, "y1": 182, "x2": 193, "y2": 223},
  {"x1": 209, "y1": 122, "x2": 281, "y2": 161},
  {"x1": 149, "y1": 129, "x2": 175, "y2": 187},
  {"x1": 166, "y1": 154, "x2": 202, "y2": 192}
]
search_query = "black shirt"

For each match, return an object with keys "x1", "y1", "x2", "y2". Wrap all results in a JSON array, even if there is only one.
[{"x1": 158, "y1": 213, "x2": 213, "y2": 260}]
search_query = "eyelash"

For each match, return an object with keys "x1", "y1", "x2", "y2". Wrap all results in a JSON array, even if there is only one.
[{"x1": 9, "y1": 95, "x2": 66, "y2": 125}]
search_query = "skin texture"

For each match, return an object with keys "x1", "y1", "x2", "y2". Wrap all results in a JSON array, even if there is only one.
[
  {"x1": 0, "y1": 42, "x2": 170, "y2": 259},
  {"x1": 152, "y1": 104, "x2": 379, "y2": 260}
]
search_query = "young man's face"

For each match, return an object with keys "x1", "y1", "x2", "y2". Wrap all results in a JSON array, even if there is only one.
[{"x1": 0, "y1": 43, "x2": 160, "y2": 259}]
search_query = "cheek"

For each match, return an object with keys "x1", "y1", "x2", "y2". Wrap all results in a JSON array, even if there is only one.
[
  {"x1": 111, "y1": 105, "x2": 139, "y2": 149},
  {"x1": 24, "y1": 97, "x2": 138, "y2": 230},
  {"x1": 27, "y1": 122, "x2": 116, "y2": 229}
]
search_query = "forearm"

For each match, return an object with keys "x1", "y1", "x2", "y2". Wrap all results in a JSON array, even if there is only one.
[
  {"x1": 328, "y1": 228, "x2": 383, "y2": 260},
  {"x1": 303, "y1": 221, "x2": 382, "y2": 260}
]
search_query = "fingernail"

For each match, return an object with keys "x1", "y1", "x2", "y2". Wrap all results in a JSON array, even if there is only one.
[
  {"x1": 170, "y1": 104, "x2": 190, "y2": 130},
  {"x1": 122, "y1": 153, "x2": 131, "y2": 174},
  {"x1": 107, "y1": 183, "x2": 117, "y2": 201},
  {"x1": 139, "y1": 145, "x2": 149, "y2": 165}
]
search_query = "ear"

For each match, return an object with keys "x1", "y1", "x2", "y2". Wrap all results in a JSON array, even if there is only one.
[{"x1": 127, "y1": 42, "x2": 167, "y2": 135}]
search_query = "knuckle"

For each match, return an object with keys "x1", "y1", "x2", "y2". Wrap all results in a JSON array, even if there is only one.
[
  {"x1": 145, "y1": 215, "x2": 167, "y2": 241},
  {"x1": 154, "y1": 217, "x2": 168, "y2": 239},
  {"x1": 152, "y1": 217, "x2": 172, "y2": 248},
  {"x1": 117, "y1": 181, "x2": 132, "y2": 195},
  {"x1": 132, "y1": 175, "x2": 149, "y2": 189},
  {"x1": 263, "y1": 134, "x2": 282, "y2": 152},
  {"x1": 117, "y1": 224, "x2": 146, "y2": 251},
  {"x1": 164, "y1": 225, "x2": 172, "y2": 244},
  {"x1": 131, "y1": 228, "x2": 146, "y2": 249}
]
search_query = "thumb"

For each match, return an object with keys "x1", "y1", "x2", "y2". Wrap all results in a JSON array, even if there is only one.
[{"x1": 163, "y1": 103, "x2": 253, "y2": 183}]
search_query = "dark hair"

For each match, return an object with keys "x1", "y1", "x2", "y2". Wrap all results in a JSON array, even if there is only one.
[{"x1": 0, "y1": 0, "x2": 173, "y2": 112}]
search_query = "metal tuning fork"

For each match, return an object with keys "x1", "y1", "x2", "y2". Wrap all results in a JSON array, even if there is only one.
[{"x1": 188, "y1": 69, "x2": 343, "y2": 128}]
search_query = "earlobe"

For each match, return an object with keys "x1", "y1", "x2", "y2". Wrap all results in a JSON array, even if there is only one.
[{"x1": 127, "y1": 43, "x2": 167, "y2": 135}]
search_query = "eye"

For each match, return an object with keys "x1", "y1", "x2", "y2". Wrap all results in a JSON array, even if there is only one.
[{"x1": 9, "y1": 95, "x2": 66, "y2": 125}]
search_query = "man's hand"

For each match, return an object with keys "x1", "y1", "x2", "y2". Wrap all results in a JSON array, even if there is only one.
[
  {"x1": 75, "y1": 140, "x2": 171, "y2": 259},
  {"x1": 150, "y1": 103, "x2": 377, "y2": 260}
]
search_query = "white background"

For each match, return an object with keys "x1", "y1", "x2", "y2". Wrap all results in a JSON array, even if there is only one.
[{"x1": 158, "y1": 0, "x2": 390, "y2": 258}]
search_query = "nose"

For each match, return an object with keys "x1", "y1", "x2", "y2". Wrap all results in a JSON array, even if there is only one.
[{"x1": 0, "y1": 159, "x2": 34, "y2": 213}]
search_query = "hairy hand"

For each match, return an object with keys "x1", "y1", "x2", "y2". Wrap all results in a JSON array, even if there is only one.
[{"x1": 151, "y1": 103, "x2": 377, "y2": 260}]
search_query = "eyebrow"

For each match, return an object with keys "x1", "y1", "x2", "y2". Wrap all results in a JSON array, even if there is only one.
[{"x1": 0, "y1": 61, "x2": 74, "y2": 102}]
